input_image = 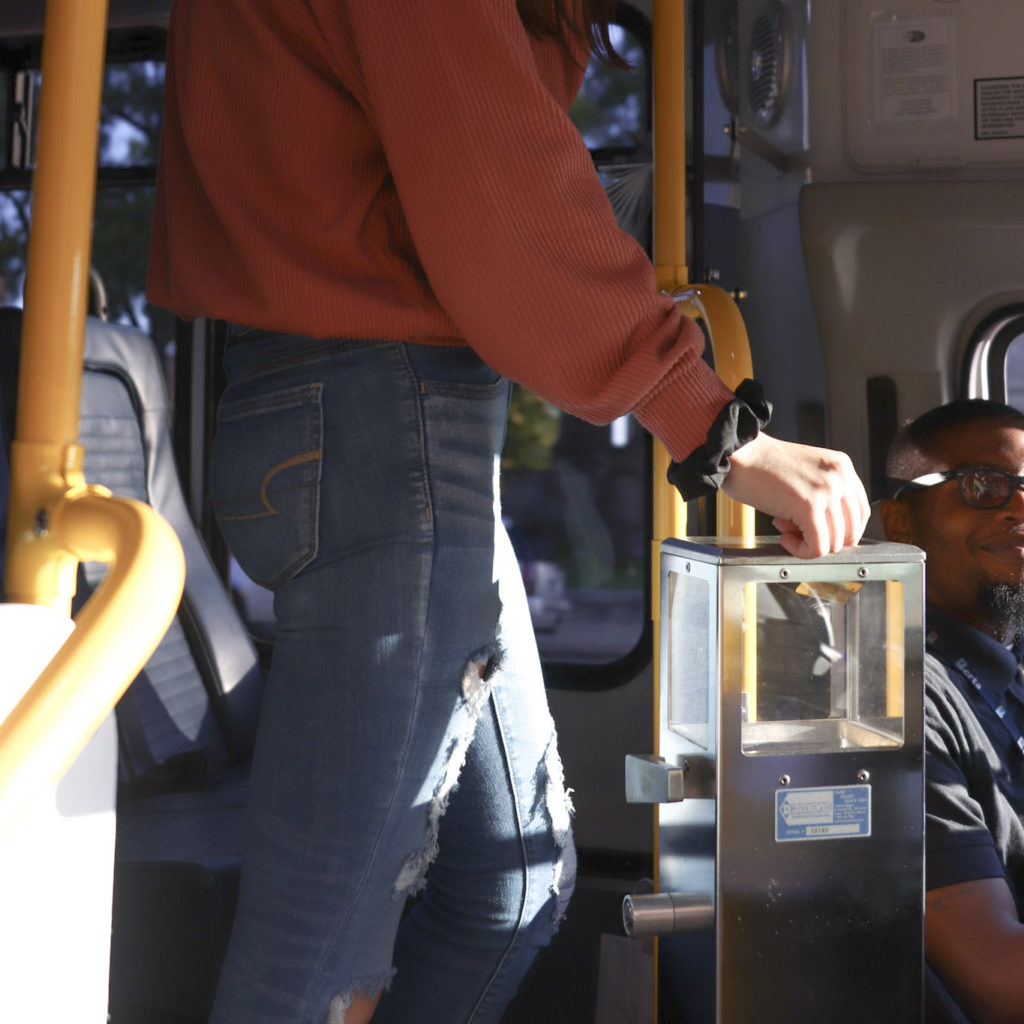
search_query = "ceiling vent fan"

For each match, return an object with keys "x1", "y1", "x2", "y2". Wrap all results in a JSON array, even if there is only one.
[{"x1": 747, "y1": 0, "x2": 794, "y2": 130}]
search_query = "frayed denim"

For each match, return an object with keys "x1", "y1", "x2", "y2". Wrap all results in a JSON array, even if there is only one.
[{"x1": 206, "y1": 334, "x2": 576, "y2": 1024}]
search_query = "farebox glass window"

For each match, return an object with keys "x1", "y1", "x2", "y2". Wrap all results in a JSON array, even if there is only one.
[
  {"x1": 665, "y1": 569, "x2": 712, "y2": 750},
  {"x1": 740, "y1": 579, "x2": 905, "y2": 756}
]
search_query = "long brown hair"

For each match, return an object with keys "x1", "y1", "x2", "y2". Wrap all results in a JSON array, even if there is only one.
[{"x1": 517, "y1": 0, "x2": 627, "y2": 66}]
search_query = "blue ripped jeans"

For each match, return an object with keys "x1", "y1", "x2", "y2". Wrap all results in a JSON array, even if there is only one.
[{"x1": 206, "y1": 333, "x2": 576, "y2": 1024}]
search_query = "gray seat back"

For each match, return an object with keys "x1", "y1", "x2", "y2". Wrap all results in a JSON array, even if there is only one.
[{"x1": 0, "y1": 308, "x2": 263, "y2": 791}]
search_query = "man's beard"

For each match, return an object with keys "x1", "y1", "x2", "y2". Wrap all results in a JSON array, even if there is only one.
[{"x1": 980, "y1": 580, "x2": 1024, "y2": 645}]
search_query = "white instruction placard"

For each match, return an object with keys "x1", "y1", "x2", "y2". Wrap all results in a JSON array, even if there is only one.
[
  {"x1": 874, "y1": 16, "x2": 955, "y2": 124},
  {"x1": 776, "y1": 785, "x2": 872, "y2": 842},
  {"x1": 975, "y1": 77, "x2": 1024, "y2": 140}
]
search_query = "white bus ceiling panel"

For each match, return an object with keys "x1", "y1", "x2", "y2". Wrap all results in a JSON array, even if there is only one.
[
  {"x1": 800, "y1": 180, "x2": 1024, "y2": 484},
  {"x1": 808, "y1": 0, "x2": 1024, "y2": 183}
]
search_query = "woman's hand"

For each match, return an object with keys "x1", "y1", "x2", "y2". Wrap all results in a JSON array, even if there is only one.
[{"x1": 722, "y1": 432, "x2": 870, "y2": 558}]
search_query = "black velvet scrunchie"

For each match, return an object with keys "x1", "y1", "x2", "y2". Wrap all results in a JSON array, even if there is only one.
[{"x1": 666, "y1": 378, "x2": 772, "y2": 500}]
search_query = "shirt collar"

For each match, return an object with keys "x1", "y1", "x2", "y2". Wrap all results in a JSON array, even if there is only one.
[{"x1": 926, "y1": 604, "x2": 1022, "y2": 700}]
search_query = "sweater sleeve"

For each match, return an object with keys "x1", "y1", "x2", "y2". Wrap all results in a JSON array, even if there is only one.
[{"x1": 314, "y1": 0, "x2": 735, "y2": 461}]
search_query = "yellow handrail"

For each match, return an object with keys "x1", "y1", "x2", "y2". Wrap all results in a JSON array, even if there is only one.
[
  {"x1": 671, "y1": 284, "x2": 756, "y2": 541},
  {"x1": 649, "y1": 0, "x2": 756, "y2": 550},
  {"x1": 0, "y1": 486, "x2": 184, "y2": 827},
  {"x1": 649, "y1": 2, "x2": 756, "y2": 1013},
  {"x1": 649, "y1": 9, "x2": 688, "y2": 1006},
  {"x1": 0, "y1": 0, "x2": 185, "y2": 825}
]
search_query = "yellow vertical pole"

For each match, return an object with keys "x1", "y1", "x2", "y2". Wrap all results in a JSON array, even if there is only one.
[
  {"x1": 652, "y1": 0, "x2": 690, "y2": 297},
  {"x1": 650, "y1": 2, "x2": 688, "y2": 1016},
  {"x1": 650, "y1": 4, "x2": 758, "y2": 1015},
  {"x1": 0, "y1": 0, "x2": 187, "y2": 826},
  {"x1": 4, "y1": 0, "x2": 109, "y2": 612},
  {"x1": 650, "y1": 0, "x2": 689, "y2": 737}
]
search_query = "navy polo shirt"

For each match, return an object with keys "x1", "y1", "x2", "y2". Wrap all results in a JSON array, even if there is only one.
[{"x1": 925, "y1": 605, "x2": 1024, "y2": 914}]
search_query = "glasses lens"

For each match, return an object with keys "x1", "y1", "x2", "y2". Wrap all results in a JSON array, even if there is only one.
[{"x1": 961, "y1": 467, "x2": 1013, "y2": 508}]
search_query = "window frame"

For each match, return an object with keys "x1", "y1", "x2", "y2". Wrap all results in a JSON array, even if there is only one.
[
  {"x1": 963, "y1": 303, "x2": 1024, "y2": 403},
  {"x1": 0, "y1": 26, "x2": 165, "y2": 191}
]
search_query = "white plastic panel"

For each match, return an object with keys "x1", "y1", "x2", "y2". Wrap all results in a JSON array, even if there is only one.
[
  {"x1": 0, "y1": 606, "x2": 118, "y2": 1024},
  {"x1": 800, "y1": 180, "x2": 1024, "y2": 490},
  {"x1": 0, "y1": 718, "x2": 118, "y2": 1024},
  {"x1": 843, "y1": 0, "x2": 1024, "y2": 174}
]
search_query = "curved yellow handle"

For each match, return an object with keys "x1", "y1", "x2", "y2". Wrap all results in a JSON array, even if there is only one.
[
  {"x1": 0, "y1": 487, "x2": 184, "y2": 828},
  {"x1": 672, "y1": 284, "x2": 754, "y2": 391},
  {"x1": 672, "y1": 284, "x2": 756, "y2": 543}
]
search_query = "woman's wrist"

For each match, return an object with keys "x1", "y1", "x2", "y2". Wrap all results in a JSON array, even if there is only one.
[{"x1": 665, "y1": 378, "x2": 772, "y2": 500}]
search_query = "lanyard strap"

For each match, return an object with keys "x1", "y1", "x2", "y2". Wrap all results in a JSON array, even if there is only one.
[{"x1": 952, "y1": 656, "x2": 1024, "y2": 759}]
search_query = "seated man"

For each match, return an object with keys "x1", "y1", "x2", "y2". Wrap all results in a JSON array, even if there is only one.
[{"x1": 881, "y1": 399, "x2": 1024, "y2": 1024}]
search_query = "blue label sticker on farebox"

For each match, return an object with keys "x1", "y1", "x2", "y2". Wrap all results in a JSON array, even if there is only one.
[{"x1": 775, "y1": 785, "x2": 871, "y2": 842}]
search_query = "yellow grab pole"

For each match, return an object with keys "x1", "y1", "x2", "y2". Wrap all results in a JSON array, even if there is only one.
[
  {"x1": 652, "y1": 0, "x2": 689, "y2": 296},
  {"x1": 649, "y1": 0, "x2": 690, "y2": 558},
  {"x1": 5, "y1": 0, "x2": 109, "y2": 612},
  {"x1": 0, "y1": 0, "x2": 186, "y2": 828},
  {"x1": 650, "y1": 1, "x2": 755, "y2": 554},
  {"x1": 649, "y1": 4, "x2": 688, "y2": 1015},
  {"x1": 649, "y1": 3, "x2": 758, "y2": 1012},
  {"x1": 0, "y1": 487, "x2": 184, "y2": 828}
]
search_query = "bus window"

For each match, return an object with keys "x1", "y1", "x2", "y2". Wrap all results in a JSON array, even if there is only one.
[
  {"x1": 94, "y1": 53, "x2": 165, "y2": 328},
  {"x1": 499, "y1": 17, "x2": 652, "y2": 679},
  {"x1": 0, "y1": 30, "x2": 165, "y2": 331},
  {"x1": 1003, "y1": 329, "x2": 1024, "y2": 409},
  {"x1": 0, "y1": 70, "x2": 6, "y2": 168},
  {"x1": 0, "y1": 45, "x2": 33, "y2": 305},
  {"x1": 0, "y1": 188, "x2": 28, "y2": 306},
  {"x1": 571, "y1": 24, "x2": 648, "y2": 151},
  {"x1": 500, "y1": 388, "x2": 648, "y2": 669},
  {"x1": 576, "y1": 17, "x2": 652, "y2": 249},
  {"x1": 964, "y1": 306, "x2": 1024, "y2": 407}
]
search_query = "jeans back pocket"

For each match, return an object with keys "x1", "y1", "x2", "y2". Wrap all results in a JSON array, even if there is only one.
[{"x1": 211, "y1": 382, "x2": 323, "y2": 590}]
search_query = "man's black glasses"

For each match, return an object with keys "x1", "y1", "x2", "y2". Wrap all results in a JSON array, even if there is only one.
[{"x1": 891, "y1": 465, "x2": 1024, "y2": 509}]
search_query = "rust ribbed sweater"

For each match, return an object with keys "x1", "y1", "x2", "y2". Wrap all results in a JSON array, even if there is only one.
[{"x1": 147, "y1": 0, "x2": 735, "y2": 461}]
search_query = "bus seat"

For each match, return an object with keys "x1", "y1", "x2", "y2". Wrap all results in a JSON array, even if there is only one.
[
  {"x1": 0, "y1": 306, "x2": 263, "y2": 786},
  {"x1": 78, "y1": 314, "x2": 263, "y2": 783},
  {"x1": 0, "y1": 307, "x2": 263, "y2": 1024}
]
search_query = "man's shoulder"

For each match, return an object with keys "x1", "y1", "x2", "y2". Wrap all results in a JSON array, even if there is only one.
[
  {"x1": 924, "y1": 647, "x2": 966, "y2": 705},
  {"x1": 923, "y1": 647, "x2": 986, "y2": 757},
  {"x1": 925, "y1": 645, "x2": 958, "y2": 681}
]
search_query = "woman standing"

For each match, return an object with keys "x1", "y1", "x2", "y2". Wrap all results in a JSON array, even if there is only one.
[{"x1": 147, "y1": 2, "x2": 869, "y2": 1021}]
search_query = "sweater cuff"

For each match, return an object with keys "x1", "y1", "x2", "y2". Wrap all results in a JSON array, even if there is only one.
[{"x1": 666, "y1": 379, "x2": 772, "y2": 500}]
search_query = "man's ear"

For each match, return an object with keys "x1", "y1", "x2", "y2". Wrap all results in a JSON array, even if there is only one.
[{"x1": 878, "y1": 498, "x2": 914, "y2": 544}]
